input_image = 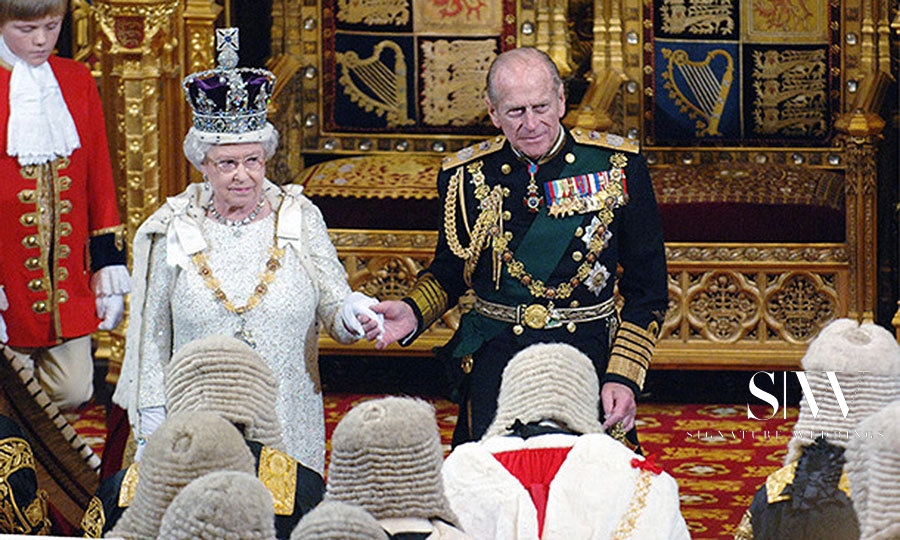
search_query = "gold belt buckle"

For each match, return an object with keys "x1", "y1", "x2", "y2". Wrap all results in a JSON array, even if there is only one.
[{"x1": 522, "y1": 304, "x2": 550, "y2": 329}]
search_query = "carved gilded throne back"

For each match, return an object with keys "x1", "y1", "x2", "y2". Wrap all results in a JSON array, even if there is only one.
[{"x1": 267, "y1": 0, "x2": 891, "y2": 366}]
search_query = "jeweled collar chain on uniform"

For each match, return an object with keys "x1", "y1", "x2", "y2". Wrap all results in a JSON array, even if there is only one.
[{"x1": 511, "y1": 126, "x2": 565, "y2": 212}]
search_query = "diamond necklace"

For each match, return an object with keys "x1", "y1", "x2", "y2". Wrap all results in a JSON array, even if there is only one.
[{"x1": 206, "y1": 196, "x2": 265, "y2": 227}]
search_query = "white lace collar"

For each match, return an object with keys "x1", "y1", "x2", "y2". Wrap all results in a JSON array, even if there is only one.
[{"x1": 0, "y1": 35, "x2": 80, "y2": 166}]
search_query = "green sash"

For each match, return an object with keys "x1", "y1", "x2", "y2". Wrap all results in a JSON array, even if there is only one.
[{"x1": 452, "y1": 149, "x2": 616, "y2": 358}]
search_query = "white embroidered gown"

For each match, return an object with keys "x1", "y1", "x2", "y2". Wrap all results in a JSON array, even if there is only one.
[{"x1": 116, "y1": 182, "x2": 355, "y2": 473}]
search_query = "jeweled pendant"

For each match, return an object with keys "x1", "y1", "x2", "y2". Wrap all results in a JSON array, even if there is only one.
[
  {"x1": 235, "y1": 318, "x2": 257, "y2": 348},
  {"x1": 524, "y1": 193, "x2": 543, "y2": 212}
]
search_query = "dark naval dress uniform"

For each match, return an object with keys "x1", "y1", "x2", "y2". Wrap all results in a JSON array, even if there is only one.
[
  {"x1": 80, "y1": 440, "x2": 324, "y2": 539},
  {"x1": 401, "y1": 127, "x2": 668, "y2": 446}
]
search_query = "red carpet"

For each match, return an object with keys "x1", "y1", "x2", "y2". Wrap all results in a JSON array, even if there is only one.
[{"x1": 74, "y1": 395, "x2": 797, "y2": 539}]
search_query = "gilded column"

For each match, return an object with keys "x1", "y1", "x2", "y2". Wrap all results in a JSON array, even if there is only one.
[
  {"x1": 270, "y1": 0, "x2": 303, "y2": 60},
  {"x1": 180, "y1": 1, "x2": 222, "y2": 188},
  {"x1": 835, "y1": 114, "x2": 884, "y2": 322},
  {"x1": 91, "y1": 0, "x2": 178, "y2": 377},
  {"x1": 70, "y1": 0, "x2": 96, "y2": 63},
  {"x1": 548, "y1": 0, "x2": 572, "y2": 76},
  {"x1": 591, "y1": 0, "x2": 610, "y2": 76},
  {"x1": 93, "y1": 0, "x2": 178, "y2": 254},
  {"x1": 535, "y1": 0, "x2": 552, "y2": 56}
]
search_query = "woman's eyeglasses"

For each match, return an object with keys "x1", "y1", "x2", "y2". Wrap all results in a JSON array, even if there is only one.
[{"x1": 211, "y1": 155, "x2": 264, "y2": 174}]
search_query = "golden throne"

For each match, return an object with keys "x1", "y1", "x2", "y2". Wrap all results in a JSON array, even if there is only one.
[{"x1": 265, "y1": 0, "x2": 891, "y2": 370}]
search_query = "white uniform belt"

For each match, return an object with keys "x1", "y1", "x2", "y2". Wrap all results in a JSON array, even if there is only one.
[{"x1": 472, "y1": 296, "x2": 616, "y2": 330}]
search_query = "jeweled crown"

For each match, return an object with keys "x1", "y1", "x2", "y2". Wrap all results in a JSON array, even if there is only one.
[{"x1": 182, "y1": 28, "x2": 276, "y2": 136}]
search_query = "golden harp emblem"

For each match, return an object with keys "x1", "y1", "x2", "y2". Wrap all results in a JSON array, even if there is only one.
[
  {"x1": 336, "y1": 41, "x2": 415, "y2": 127},
  {"x1": 661, "y1": 48, "x2": 734, "y2": 137}
]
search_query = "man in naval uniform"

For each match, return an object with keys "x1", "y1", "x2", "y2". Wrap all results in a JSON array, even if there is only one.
[
  {"x1": 0, "y1": 0, "x2": 129, "y2": 410},
  {"x1": 369, "y1": 47, "x2": 668, "y2": 447}
]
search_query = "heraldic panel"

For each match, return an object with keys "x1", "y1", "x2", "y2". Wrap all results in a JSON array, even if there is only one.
[
  {"x1": 294, "y1": 0, "x2": 548, "y2": 154},
  {"x1": 645, "y1": 0, "x2": 840, "y2": 145}
]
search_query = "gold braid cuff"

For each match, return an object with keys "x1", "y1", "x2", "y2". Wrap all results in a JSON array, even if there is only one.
[
  {"x1": 91, "y1": 224, "x2": 127, "y2": 251},
  {"x1": 258, "y1": 446, "x2": 298, "y2": 516},
  {"x1": 607, "y1": 321, "x2": 658, "y2": 390},
  {"x1": 406, "y1": 273, "x2": 450, "y2": 329}
]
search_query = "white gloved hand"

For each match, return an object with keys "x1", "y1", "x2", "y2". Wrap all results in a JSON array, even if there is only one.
[
  {"x1": 0, "y1": 286, "x2": 8, "y2": 344},
  {"x1": 91, "y1": 265, "x2": 130, "y2": 331},
  {"x1": 90, "y1": 265, "x2": 132, "y2": 296},
  {"x1": 95, "y1": 294, "x2": 125, "y2": 331},
  {"x1": 340, "y1": 291, "x2": 384, "y2": 338}
]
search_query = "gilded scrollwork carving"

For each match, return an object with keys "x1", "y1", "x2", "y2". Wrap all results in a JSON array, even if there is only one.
[
  {"x1": 329, "y1": 230, "x2": 438, "y2": 250},
  {"x1": 665, "y1": 245, "x2": 848, "y2": 263},
  {"x1": 764, "y1": 272, "x2": 837, "y2": 343},
  {"x1": 344, "y1": 255, "x2": 426, "y2": 299},
  {"x1": 70, "y1": 0, "x2": 95, "y2": 63},
  {"x1": 685, "y1": 271, "x2": 761, "y2": 343},
  {"x1": 660, "y1": 274, "x2": 683, "y2": 339}
]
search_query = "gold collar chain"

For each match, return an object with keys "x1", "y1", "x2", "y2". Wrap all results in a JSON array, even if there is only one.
[
  {"x1": 495, "y1": 217, "x2": 608, "y2": 300},
  {"x1": 191, "y1": 241, "x2": 285, "y2": 316}
]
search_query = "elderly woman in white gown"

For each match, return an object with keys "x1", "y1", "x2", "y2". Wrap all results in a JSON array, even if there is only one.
[{"x1": 112, "y1": 29, "x2": 380, "y2": 473}]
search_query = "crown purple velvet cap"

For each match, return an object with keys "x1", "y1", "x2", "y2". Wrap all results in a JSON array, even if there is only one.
[{"x1": 182, "y1": 66, "x2": 275, "y2": 136}]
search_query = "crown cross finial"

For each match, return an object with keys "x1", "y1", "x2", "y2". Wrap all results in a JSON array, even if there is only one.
[
  {"x1": 182, "y1": 27, "x2": 276, "y2": 141},
  {"x1": 216, "y1": 28, "x2": 240, "y2": 70}
]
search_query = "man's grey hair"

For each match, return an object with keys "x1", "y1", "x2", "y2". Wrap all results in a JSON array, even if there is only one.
[
  {"x1": 485, "y1": 47, "x2": 563, "y2": 105},
  {"x1": 182, "y1": 126, "x2": 279, "y2": 172}
]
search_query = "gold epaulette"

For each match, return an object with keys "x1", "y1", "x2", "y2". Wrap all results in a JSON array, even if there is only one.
[
  {"x1": 570, "y1": 128, "x2": 640, "y2": 154},
  {"x1": 257, "y1": 446, "x2": 298, "y2": 516},
  {"x1": 441, "y1": 136, "x2": 506, "y2": 171},
  {"x1": 118, "y1": 462, "x2": 139, "y2": 507},
  {"x1": 607, "y1": 320, "x2": 659, "y2": 390}
]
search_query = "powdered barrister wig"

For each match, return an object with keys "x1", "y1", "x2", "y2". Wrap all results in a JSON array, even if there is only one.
[
  {"x1": 484, "y1": 342, "x2": 605, "y2": 438},
  {"x1": 158, "y1": 470, "x2": 276, "y2": 540},
  {"x1": 109, "y1": 411, "x2": 256, "y2": 539},
  {"x1": 290, "y1": 501, "x2": 388, "y2": 540},
  {"x1": 845, "y1": 400, "x2": 900, "y2": 540},
  {"x1": 325, "y1": 396, "x2": 457, "y2": 525},
  {"x1": 786, "y1": 319, "x2": 900, "y2": 464},
  {"x1": 165, "y1": 334, "x2": 285, "y2": 451}
]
